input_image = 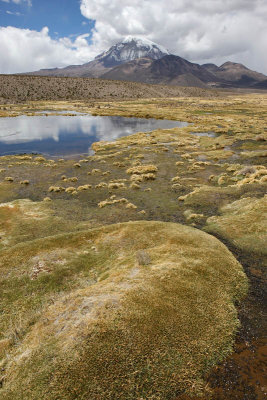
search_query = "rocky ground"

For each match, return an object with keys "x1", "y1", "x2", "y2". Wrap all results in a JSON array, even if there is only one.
[{"x1": 0, "y1": 93, "x2": 266, "y2": 399}]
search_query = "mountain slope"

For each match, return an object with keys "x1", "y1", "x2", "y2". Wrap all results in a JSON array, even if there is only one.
[
  {"x1": 252, "y1": 79, "x2": 267, "y2": 89},
  {"x1": 32, "y1": 60, "x2": 110, "y2": 78},
  {"x1": 101, "y1": 55, "x2": 221, "y2": 88},
  {"x1": 202, "y1": 63, "x2": 221, "y2": 74}
]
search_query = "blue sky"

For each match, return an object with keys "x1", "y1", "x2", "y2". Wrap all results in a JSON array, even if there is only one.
[
  {"x1": 0, "y1": 0, "x2": 94, "y2": 40},
  {"x1": 0, "y1": 0, "x2": 266, "y2": 75}
]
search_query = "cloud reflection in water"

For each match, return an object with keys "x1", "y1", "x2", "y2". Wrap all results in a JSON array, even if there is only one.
[{"x1": 0, "y1": 114, "x2": 187, "y2": 156}]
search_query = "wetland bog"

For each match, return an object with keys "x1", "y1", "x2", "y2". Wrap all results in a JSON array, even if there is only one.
[{"x1": 0, "y1": 93, "x2": 266, "y2": 399}]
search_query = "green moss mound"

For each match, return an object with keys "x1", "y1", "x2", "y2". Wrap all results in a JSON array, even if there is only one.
[
  {"x1": 205, "y1": 195, "x2": 267, "y2": 256},
  {"x1": 1, "y1": 221, "x2": 247, "y2": 399}
]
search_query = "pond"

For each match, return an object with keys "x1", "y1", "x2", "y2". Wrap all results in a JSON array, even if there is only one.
[{"x1": 0, "y1": 114, "x2": 188, "y2": 157}]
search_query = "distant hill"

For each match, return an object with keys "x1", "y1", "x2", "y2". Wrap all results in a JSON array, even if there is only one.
[
  {"x1": 202, "y1": 61, "x2": 266, "y2": 88},
  {"x1": 0, "y1": 74, "x2": 219, "y2": 104},
  {"x1": 26, "y1": 37, "x2": 267, "y2": 89}
]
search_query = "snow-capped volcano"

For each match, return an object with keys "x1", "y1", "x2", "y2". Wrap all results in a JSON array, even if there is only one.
[
  {"x1": 95, "y1": 36, "x2": 170, "y2": 67},
  {"x1": 27, "y1": 36, "x2": 267, "y2": 89}
]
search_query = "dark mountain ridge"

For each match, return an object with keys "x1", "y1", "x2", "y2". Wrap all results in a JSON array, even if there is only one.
[{"x1": 102, "y1": 55, "x2": 222, "y2": 88}]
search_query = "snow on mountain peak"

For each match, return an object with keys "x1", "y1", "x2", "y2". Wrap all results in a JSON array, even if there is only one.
[
  {"x1": 122, "y1": 36, "x2": 169, "y2": 54},
  {"x1": 95, "y1": 37, "x2": 169, "y2": 67}
]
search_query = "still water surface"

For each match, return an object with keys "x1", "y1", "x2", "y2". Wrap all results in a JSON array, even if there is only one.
[{"x1": 0, "y1": 114, "x2": 188, "y2": 157}]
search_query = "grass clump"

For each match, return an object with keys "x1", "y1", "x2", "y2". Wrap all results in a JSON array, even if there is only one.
[
  {"x1": 125, "y1": 202, "x2": 137, "y2": 209},
  {"x1": 67, "y1": 177, "x2": 78, "y2": 182},
  {"x1": 126, "y1": 164, "x2": 158, "y2": 175},
  {"x1": 95, "y1": 182, "x2": 107, "y2": 189},
  {"x1": 108, "y1": 182, "x2": 126, "y2": 190},
  {"x1": 130, "y1": 173, "x2": 156, "y2": 182},
  {"x1": 77, "y1": 184, "x2": 92, "y2": 191},
  {"x1": 130, "y1": 182, "x2": 140, "y2": 190},
  {"x1": 34, "y1": 156, "x2": 46, "y2": 162},
  {"x1": 98, "y1": 197, "x2": 128, "y2": 208},
  {"x1": 4, "y1": 177, "x2": 14, "y2": 182},
  {"x1": 65, "y1": 187, "x2": 76, "y2": 194},
  {"x1": 48, "y1": 186, "x2": 64, "y2": 193}
]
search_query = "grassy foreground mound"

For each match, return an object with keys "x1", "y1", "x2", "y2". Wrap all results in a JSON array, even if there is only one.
[
  {"x1": 205, "y1": 195, "x2": 267, "y2": 257},
  {"x1": 0, "y1": 220, "x2": 247, "y2": 399}
]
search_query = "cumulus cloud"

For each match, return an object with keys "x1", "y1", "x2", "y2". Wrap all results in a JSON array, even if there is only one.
[
  {"x1": 0, "y1": 26, "x2": 97, "y2": 73},
  {"x1": 0, "y1": 0, "x2": 266, "y2": 74},
  {"x1": 80, "y1": 0, "x2": 267, "y2": 74}
]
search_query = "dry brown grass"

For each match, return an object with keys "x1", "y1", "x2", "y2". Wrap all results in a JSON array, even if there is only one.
[{"x1": 126, "y1": 164, "x2": 158, "y2": 175}]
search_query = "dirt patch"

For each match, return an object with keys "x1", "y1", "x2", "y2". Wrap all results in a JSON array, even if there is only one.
[{"x1": 30, "y1": 250, "x2": 68, "y2": 280}]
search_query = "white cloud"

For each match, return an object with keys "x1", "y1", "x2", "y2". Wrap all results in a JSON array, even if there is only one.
[
  {"x1": 1, "y1": 0, "x2": 31, "y2": 5},
  {"x1": 0, "y1": 0, "x2": 266, "y2": 75},
  {"x1": 6, "y1": 10, "x2": 22, "y2": 15},
  {"x1": 0, "y1": 26, "x2": 97, "y2": 73},
  {"x1": 80, "y1": 0, "x2": 267, "y2": 74}
]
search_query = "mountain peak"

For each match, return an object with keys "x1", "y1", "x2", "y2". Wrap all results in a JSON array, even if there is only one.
[
  {"x1": 220, "y1": 61, "x2": 248, "y2": 70},
  {"x1": 122, "y1": 36, "x2": 169, "y2": 54},
  {"x1": 95, "y1": 37, "x2": 169, "y2": 68}
]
